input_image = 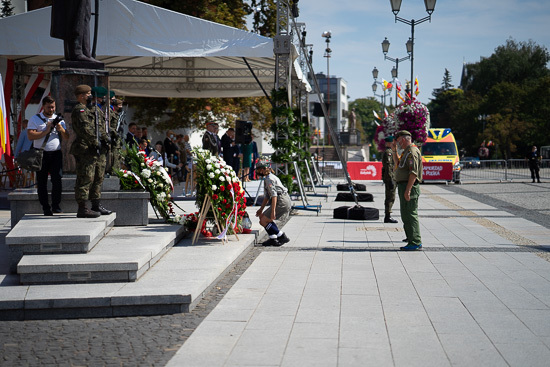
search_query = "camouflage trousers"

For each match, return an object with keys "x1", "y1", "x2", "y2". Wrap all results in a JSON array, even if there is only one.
[
  {"x1": 384, "y1": 181, "x2": 396, "y2": 214},
  {"x1": 74, "y1": 153, "x2": 107, "y2": 202},
  {"x1": 109, "y1": 144, "x2": 123, "y2": 174}
]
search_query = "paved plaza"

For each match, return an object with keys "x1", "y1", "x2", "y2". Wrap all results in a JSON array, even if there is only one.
[{"x1": 1, "y1": 181, "x2": 550, "y2": 366}]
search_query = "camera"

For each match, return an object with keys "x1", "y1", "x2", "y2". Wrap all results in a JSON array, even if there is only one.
[{"x1": 52, "y1": 114, "x2": 63, "y2": 126}]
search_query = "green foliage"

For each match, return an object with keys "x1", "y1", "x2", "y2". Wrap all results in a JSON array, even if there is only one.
[
  {"x1": 429, "y1": 39, "x2": 550, "y2": 157},
  {"x1": 349, "y1": 98, "x2": 383, "y2": 140},
  {"x1": 270, "y1": 88, "x2": 311, "y2": 193},
  {"x1": 0, "y1": 0, "x2": 14, "y2": 17}
]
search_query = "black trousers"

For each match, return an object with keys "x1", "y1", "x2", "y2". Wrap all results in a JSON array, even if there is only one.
[
  {"x1": 529, "y1": 164, "x2": 540, "y2": 181},
  {"x1": 37, "y1": 150, "x2": 63, "y2": 211}
]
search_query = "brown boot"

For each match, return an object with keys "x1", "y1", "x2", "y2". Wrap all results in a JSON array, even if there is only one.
[{"x1": 77, "y1": 202, "x2": 101, "y2": 218}]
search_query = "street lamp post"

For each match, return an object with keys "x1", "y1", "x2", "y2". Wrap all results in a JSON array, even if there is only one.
[
  {"x1": 389, "y1": 0, "x2": 437, "y2": 91},
  {"x1": 381, "y1": 37, "x2": 410, "y2": 105},
  {"x1": 322, "y1": 31, "x2": 332, "y2": 147},
  {"x1": 372, "y1": 67, "x2": 392, "y2": 109}
]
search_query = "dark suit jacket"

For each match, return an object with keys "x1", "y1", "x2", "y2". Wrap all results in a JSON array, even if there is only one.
[
  {"x1": 221, "y1": 133, "x2": 236, "y2": 159},
  {"x1": 126, "y1": 132, "x2": 138, "y2": 147}
]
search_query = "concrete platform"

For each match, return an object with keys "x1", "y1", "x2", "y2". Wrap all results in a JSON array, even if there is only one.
[
  {"x1": 8, "y1": 190, "x2": 150, "y2": 227},
  {"x1": 17, "y1": 222, "x2": 185, "y2": 285},
  {"x1": 0, "y1": 192, "x2": 265, "y2": 320},
  {"x1": 6, "y1": 213, "x2": 116, "y2": 273}
]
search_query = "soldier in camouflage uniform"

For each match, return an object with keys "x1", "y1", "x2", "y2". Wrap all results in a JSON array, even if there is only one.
[
  {"x1": 382, "y1": 135, "x2": 398, "y2": 223},
  {"x1": 70, "y1": 85, "x2": 112, "y2": 218},
  {"x1": 109, "y1": 97, "x2": 123, "y2": 173}
]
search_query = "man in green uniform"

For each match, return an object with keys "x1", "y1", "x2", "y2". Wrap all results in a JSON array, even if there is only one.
[
  {"x1": 70, "y1": 84, "x2": 112, "y2": 218},
  {"x1": 382, "y1": 135, "x2": 398, "y2": 223},
  {"x1": 392, "y1": 130, "x2": 423, "y2": 251},
  {"x1": 109, "y1": 97, "x2": 123, "y2": 173}
]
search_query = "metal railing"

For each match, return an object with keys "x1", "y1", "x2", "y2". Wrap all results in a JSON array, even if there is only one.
[
  {"x1": 459, "y1": 159, "x2": 549, "y2": 182},
  {"x1": 314, "y1": 159, "x2": 550, "y2": 183}
]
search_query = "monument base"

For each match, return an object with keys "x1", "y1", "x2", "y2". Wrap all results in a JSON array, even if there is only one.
[{"x1": 60, "y1": 60, "x2": 105, "y2": 69}]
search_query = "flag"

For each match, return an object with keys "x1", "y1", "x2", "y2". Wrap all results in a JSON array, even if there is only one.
[
  {"x1": 0, "y1": 74, "x2": 11, "y2": 158},
  {"x1": 382, "y1": 79, "x2": 393, "y2": 91},
  {"x1": 36, "y1": 79, "x2": 51, "y2": 114},
  {"x1": 384, "y1": 108, "x2": 389, "y2": 118},
  {"x1": 414, "y1": 77, "x2": 420, "y2": 96},
  {"x1": 395, "y1": 78, "x2": 402, "y2": 92},
  {"x1": 373, "y1": 110, "x2": 381, "y2": 120}
]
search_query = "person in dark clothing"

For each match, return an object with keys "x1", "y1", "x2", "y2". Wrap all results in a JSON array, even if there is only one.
[
  {"x1": 526, "y1": 146, "x2": 542, "y2": 183},
  {"x1": 125, "y1": 122, "x2": 138, "y2": 147},
  {"x1": 221, "y1": 128, "x2": 239, "y2": 174}
]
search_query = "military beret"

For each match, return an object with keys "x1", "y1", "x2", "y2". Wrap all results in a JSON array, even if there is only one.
[
  {"x1": 109, "y1": 90, "x2": 116, "y2": 99},
  {"x1": 91, "y1": 86, "x2": 108, "y2": 98},
  {"x1": 384, "y1": 136, "x2": 394, "y2": 142},
  {"x1": 74, "y1": 84, "x2": 91, "y2": 96},
  {"x1": 395, "y1": 130, "x2": 412, "y2": 138},
  {"x1": 206, "y1": 121, "x2": 219, "y2": 127}
]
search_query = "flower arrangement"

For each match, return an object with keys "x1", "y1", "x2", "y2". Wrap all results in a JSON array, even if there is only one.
[
  {"x1": 192, "y1": 148, "x2": 248, "y2": 236},
  {"x1": 393, "y1": 99, "x2": 430, "y2": 145},
  {"x1": 115, "y1": 144, "x2": 178, "y2": 220},
  {"x1": 373, "y1": 99, "x2": 430, "y2": 151}
]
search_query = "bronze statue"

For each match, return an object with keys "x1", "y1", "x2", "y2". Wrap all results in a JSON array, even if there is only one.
[{"x1": 50, "y1": 0, "x2": 99, "y2": 63}]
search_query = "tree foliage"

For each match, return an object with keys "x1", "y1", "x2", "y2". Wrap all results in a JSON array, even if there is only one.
[
  {"x1": 1, "y1": 0, "x2": 14, "y2": 17},
  {"x1": 428, "y1": 39, "x2": 550, "y2": 158}
]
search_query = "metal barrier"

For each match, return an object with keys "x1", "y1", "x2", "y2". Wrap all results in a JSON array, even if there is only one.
[
  {"x1": 459, "y1": 159, "x2": 549, "y2": 182},
  {"x1": 318, "y1": 159, "x2": 550, "y2": 183}
]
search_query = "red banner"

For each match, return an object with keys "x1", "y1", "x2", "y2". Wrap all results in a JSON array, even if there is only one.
[
  {"x1": 347, "y1": 161, "x2": 453, "y2": 181},
  {"x1": 422, "y1": 162, "x2": 453, "y2": 180},
  {"x1": 347, "y1": 162, "x2": 382, "y2": 180}
]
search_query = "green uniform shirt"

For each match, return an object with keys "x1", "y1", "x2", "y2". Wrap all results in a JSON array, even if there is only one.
[
  {"x1": 395, "y1": 144, "x2": 423, "y2": 183},
  {"x1": 382, "y1": 147, "x2": 395, "y2": 183}
]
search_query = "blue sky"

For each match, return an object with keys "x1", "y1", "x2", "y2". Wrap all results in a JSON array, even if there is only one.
[{"x1": 295, "y1": 0, "x2": 550, "y2": 104}]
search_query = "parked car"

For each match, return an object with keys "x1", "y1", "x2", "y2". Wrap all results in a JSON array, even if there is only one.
[{"x1": 462, "y1": 156, "x2": 481, "y2": 168}]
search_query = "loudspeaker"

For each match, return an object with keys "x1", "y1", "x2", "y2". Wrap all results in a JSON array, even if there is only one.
[{"x1": 235, "y1": 120, "x2": 253, "y2": 144}]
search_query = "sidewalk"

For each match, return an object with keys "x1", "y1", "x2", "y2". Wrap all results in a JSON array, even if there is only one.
[{"x1": 167, "y1": 182, "x2": 550, "y2": 367}]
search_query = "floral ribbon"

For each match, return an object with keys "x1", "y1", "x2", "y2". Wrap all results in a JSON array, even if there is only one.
[{"x1": 217, "y1": 179, "x2": 239, "y2": 240}]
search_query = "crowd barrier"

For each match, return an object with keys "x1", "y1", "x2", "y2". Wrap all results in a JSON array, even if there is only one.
[{"x1": 313, "y1": 159, "x2": 550, "y2": 183}]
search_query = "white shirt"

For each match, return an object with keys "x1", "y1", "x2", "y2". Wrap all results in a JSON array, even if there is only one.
[{"x1": 28, "y1": 113, "x2": 66, "y2": 151}]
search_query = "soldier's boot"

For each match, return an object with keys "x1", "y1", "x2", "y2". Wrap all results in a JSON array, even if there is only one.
[
  {"x1": 384, "y1": 213, "x2": 398, "y2": 223},
  {"x1": 77, "y1": 202, "x2": 101, "y2": 218},
  {"x1": 91, "y1": 200, "x2": 113, "y2": 215}
]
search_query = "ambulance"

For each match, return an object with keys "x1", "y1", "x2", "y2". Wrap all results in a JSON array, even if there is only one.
[{"x1": 420, "y1": 128, "x2": 461, "y2": 183}]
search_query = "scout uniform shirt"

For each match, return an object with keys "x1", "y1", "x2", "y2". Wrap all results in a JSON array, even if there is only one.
[
  {"x1": 264, "y1": 173, "x2": 288, "y2": 200},
  {"x1": 395, "y1": 144, "x2": 423, "y2": 183}
]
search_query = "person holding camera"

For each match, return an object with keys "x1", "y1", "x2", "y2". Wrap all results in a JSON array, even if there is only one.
[{"x1": 27, "y1": 96, "x2": 69, "y2": 216}]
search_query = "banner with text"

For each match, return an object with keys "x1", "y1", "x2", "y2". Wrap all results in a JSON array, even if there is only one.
[
  {"x1": 422, "y1": 162, "x2": 453, "y2": 181},
  {"x1": 347, "y1": 162, "x2": 382, "y2": 180},
  {"x1": 347, "y1": 161, "x2": 453, "y2": 181}
]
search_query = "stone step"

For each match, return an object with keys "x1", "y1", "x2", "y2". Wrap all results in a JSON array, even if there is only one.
[
  {"x1": 5, "y1": 214, "x2": 116, "y2": 273},
  {"x1": 16, "y1": 223, "x2": 185, "y2": 285},
  {"x1": 8, "y1": 190, "x2": 150, "y2": 228}
]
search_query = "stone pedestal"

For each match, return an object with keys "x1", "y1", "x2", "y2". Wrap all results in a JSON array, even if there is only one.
[{"x1": 51, "y1": 68, "x2": 109, "y2": 173}]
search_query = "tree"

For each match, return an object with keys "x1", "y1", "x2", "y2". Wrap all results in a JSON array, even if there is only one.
[
  {"x1": 249, "y1": 0, "x2": 277, "y2": 37},
  {"x1": 432, "y1": 68, "x2": 454, "y2": 98},
  {"x1": 430, "y1": 39, "x2": 550, "y2": 157},
  {"x1": 1, "y1": 0, "x2": 14, "y2": 18}
]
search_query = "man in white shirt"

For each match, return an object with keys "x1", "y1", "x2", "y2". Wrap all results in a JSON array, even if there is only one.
[{"x1": 27, "y1": 96, "x2": 70, "y2": 215}]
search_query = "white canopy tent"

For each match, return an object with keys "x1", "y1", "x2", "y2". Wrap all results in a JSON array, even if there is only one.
[{"x1": 0, "y1": 0, "x2": 305, "y2": 98}]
